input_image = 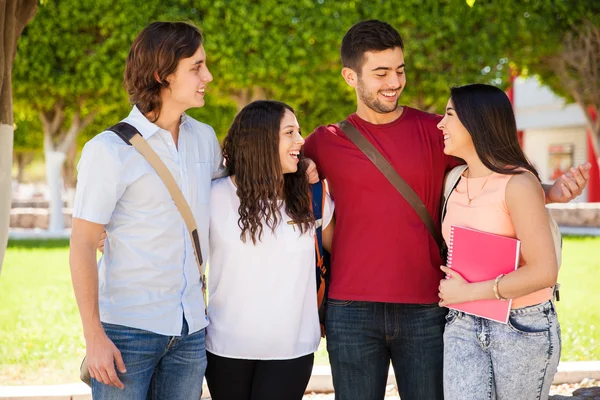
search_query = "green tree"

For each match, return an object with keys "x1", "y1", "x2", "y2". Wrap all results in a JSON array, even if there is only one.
[
  {"x1": 198, "y1": 0, "x2": 593, "y2": 135},
  {"x1": 0, "y1": 0, "x2": 37, "y2": 273},
  {"x1": 12, "y1": 107, "x2": 43, "y2": 183},
  {"x1": 13, "y1": 0, "x2": 200, "y2": 231},
  {"x1": 526, "y1": 11, "x2": 600, "y2": 166}
]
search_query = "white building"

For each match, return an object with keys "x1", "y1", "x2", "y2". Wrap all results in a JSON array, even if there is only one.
[{"x1": 514, "y1": 76, "x2": 590, "y2": 202}]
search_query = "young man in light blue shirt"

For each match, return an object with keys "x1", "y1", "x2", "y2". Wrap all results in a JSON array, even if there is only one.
[{"x1": 69, "y1": 21, "x2": 222, "y2": 399}]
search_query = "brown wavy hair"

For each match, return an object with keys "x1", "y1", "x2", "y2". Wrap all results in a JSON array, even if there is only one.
[
  {"x1": 124, "y1": 21, "x2": 203, "y2": 122},
  {"x1": 223, "y1": 100, "x2": 314, "y2": 244}
]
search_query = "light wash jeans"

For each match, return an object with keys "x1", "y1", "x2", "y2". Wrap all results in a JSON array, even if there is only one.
[
  {"x1": 91, "y1": 319, "x2": 207, "y2": 400},
  {"x1": 443, "y1": 300, "x2": 561, "y2": 400}
]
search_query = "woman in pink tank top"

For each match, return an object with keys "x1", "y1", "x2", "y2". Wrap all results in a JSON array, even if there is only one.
[{"x1": 436, "y1": 84, "x2": 560, "y2": 400}]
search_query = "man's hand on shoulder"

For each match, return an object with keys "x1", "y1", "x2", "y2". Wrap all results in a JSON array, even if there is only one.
[{"x1": 546, "y1": 162, "x2": 591, "y2": 203}]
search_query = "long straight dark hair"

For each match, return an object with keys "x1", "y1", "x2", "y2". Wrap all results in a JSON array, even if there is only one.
[
  {"x1": 222, "y1": 100, "x2": 314, "y2": 244},
  {"x1": 450, "y1": 83, "x2": 540, "y2": 180}
]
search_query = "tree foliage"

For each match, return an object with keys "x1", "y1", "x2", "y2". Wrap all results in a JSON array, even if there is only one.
[{"x1": 14, "y1": 0, "x2": 599, "y2": 143}]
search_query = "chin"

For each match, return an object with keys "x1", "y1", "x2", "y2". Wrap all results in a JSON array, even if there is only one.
[{"x1": 443, "y1": 145, "x2": 456, "y2": 157}]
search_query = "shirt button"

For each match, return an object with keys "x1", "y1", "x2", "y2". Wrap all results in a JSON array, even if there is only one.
[{"x1": 168, "y1": 142, "x2": 173, "y2": 146}]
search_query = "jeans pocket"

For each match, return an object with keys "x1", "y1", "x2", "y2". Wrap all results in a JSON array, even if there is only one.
[
  {"x1": 445, "y1": 309, "x2": 459, "y2": 326},
  {"x1": 507, "y1": 311, "x2": 550, "y2": 337},
  {"x1": 327, "y1": 298, "x2": 354, "y2": 307}
]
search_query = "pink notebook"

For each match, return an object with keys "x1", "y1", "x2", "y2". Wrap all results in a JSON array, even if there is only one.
[{"x1": 446, "y1": 225, "x2": 520, "y2": 323}]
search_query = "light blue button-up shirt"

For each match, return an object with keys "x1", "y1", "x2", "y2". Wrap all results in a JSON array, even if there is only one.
[{"x1": 73, "y1": 106, "x2": 224, "y2": 335}]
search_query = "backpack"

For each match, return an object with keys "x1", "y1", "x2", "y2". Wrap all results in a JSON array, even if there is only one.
[
  {"x1": 311, "y1": 180, "x2": 329, "y2": 336},
  {"x1": 441, "y1": 165, "x2": 563, "y2": 299}
]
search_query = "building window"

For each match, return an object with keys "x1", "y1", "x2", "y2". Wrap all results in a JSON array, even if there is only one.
[{"x1": 548, "y1": 143, "x2": 574, "y2": 181}]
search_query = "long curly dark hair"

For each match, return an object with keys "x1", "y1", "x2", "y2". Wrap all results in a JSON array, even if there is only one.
[{"x1": 222, "y1": 100, "x2": 314, "y2": 244}]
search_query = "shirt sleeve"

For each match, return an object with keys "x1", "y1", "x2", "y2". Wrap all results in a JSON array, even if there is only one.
[
  {"x1": 73, "y1": 137, "x2": 126, "y2": 225},
  {"x1": 206, "y1": 125, "x2": 227, "y2": 179},
  {"x1": 322, "y1": 179, "x2": 334, "y2": 229},
  {"x1": 303, "y1": 129, "x2": 322, "y2": 177}
]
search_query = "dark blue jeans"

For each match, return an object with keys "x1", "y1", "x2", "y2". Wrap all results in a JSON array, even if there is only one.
[
  {"x1": 91, "y1": 319, "x2": 207, "y2": 400},
  {"x1": 325, "y1": 300, "x2": 446, "y2": 400}
]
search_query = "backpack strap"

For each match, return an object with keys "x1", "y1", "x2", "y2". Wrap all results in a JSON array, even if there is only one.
[
  {"x1": 441, "y1": 165, "x2": 468, "y2": 223},
  {"x1": 311, "y1": 181, "x2": 326, "y2": 293}
]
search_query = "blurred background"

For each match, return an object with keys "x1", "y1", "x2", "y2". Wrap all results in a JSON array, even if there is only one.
[{"x1": 1, "y1": 0, "x2": 600, "y2": 392}]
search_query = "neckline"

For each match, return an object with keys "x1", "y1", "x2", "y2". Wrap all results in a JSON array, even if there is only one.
[{"x1": 349, "y1": 106, "x2": 411, "y2": 129}]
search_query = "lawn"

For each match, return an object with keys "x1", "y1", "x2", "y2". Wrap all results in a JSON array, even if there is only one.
[{"x1": 1, "y1": 237, "x2": 599, "y2": 384}]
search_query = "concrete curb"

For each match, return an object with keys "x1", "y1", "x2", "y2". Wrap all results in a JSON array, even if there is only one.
[{"x1": 1, "y1": 362, "x2": 599, "y2": 399}]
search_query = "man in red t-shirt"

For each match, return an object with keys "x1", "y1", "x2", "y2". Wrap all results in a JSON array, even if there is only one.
[{"x1": 303, "y1": 20, "x2": 589, "y2": 400}]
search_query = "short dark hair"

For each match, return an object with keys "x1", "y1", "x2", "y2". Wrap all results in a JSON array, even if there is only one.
[
  {"x1": 124, "y1": 21, "x2": 203, "y2": 121},
  {"x1": 341, "y1": 20, "x2": 404, "y2": 74},
  {"x1": 450, "y1": 84, "x2": 540, "y2": 180}
]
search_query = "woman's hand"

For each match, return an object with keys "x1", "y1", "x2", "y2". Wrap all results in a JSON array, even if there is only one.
[
  {"x1": 98, "y1": 231, "x2": 107, "y2": 254},
  {"x1": 438, "y1": 266, "x2": 471, "y2": 307}
]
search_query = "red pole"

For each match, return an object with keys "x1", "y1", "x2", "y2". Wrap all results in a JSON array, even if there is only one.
[
  {"x1": 506, "y1": 68, "x2": 524, "y2": 148},
  {"x1": 587, "y1": 106, "x2": 600, "y2": 202}
]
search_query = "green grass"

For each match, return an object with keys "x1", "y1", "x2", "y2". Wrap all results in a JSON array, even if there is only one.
[
  {"x1": 554, "y1": 237, "x2": 600, "y2": 361},
  {"x1": 0, "y1": 237, "x2": 598, "y2": 384},
  {"x1": 0, "y1": 239, "x2": 84, "y2": 385}
]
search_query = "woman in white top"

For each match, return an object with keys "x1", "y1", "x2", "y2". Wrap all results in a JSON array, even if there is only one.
[{"x1": 205, "y1": 100, "x2": 334, "y2": 400}]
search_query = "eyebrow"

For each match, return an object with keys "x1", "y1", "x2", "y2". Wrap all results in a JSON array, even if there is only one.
[
  {"x1": 282, "y1": 125, "x2": 298, "y2": 129},
  {"x1": 371, "y1": 63, "x2": 405, "y2": 72},
  {"x1": 192, "y1": 59, "x2": 205, "y2": 65},
  {"x1": 446, "y1": 107, "x2": 455, "y2": 111}
]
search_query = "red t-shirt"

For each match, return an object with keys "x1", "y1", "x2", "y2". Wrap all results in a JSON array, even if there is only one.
[{"x1": 303, "y1": 107, "x2": 459, "y2": 303}]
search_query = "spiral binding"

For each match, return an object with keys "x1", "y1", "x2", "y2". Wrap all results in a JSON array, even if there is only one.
[{"x1": 447, "y1": 226, "x2": 455, "y2": 269}]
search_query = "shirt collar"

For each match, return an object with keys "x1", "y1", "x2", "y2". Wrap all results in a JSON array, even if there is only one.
[{"x1": 124, "y1": 105, "x2": 190, "y2": 141}]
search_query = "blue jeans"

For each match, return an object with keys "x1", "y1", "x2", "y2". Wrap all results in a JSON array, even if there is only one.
[
  {"x1": 91, "y1": 319, "x2": 207, "y2": 400},
  {"x1": 443, "y1": 300, "x2": 561, "y2": 400},
  {"x1": 325, "y1": 300, "x2": 446, "y2": 400}
]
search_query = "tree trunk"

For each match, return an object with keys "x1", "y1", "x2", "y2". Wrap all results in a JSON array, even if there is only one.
[
  {"x1": 62, "y1": 141, "x2": 78, "y2": 189},
  {"x1": 0, "y1": 0, "x2": 39, "y2": 273},
  {"x1": 231, "y1": 87, "x2": 268, "y2": 111},
  {"x1": 15, "y1": 151, "x2": 33, "y2": 183},
  {"x1": 40, "y1": 107, "x2": 96, "y2": 232},
  {"x1": 45, "y1": 149, "x2": 66, "y2": 232},
  {"x1": 0, "y1": 125, "x2": 14, "y2": 269}
]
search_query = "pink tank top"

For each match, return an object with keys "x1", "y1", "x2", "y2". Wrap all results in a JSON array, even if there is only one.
[{"x1": 442, "y1": 170, "x2": 553, "y2": 309}]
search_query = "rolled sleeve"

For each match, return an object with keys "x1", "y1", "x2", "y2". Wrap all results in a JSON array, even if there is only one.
[
  {"x1": 322, "y1": 180, "x2": 335, "y2": 229},
  {"x1": 73, "y1": 137, "x2": 125, "y2": 225},
  {"x1": 211, "y1": 129, "x2": 227, "y2": 179}
]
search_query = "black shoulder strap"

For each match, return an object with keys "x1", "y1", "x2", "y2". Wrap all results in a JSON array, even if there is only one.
[
  {"x1": 107, "y1": 122, "x2": 139, "y2": 145},
  {"x1": 338, "y1": 119, "x2": 442, "y2": 251}
]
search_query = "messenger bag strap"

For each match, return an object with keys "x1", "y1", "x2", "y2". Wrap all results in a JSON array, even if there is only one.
[
  {"x1": 338, "y1": 119, "x2": 443, "y2": 251},
  {"x1": 108, "y1": 122, "x2": 208, "y2": 313}
]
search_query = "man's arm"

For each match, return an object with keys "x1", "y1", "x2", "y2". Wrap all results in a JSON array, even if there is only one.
[
  {"x1": 70, "y1": 218, "x2": 126, "y2": 389},
  {"x1": 543, "y1": 163, "x2": 591, "y2": 203}
]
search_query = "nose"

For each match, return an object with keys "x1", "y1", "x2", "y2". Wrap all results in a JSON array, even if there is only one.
[
  {"x1": 388, "y1": 72, "x2": 403, "y2": 89},
  {"x1": 202, "y1": 66, "x2": 213, "y2": 83},
  {"x1": 294, "y1": 132, "x2": 305, "y2": 145},
  {"x1": 437, "y1": 117, "x2": 445, "y2": 131}
]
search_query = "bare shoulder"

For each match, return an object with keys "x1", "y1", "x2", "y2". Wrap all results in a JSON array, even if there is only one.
[{"x1": 506, "y1": 172, "x2": 545, "y2": 205}]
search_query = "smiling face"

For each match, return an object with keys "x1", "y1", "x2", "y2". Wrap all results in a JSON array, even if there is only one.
[
  {"x1": 278, "y1": 109, "x2": 304, "y2": 174},
  {"x1": 348, "y1": 47, "x2": 406, "y2": 117},
  {"x1": 437, "y1": 98, "x2": 476, "y2": 159},
  {"x1": 163, "y1": 44, "x2": 213, "y2": 112}
]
